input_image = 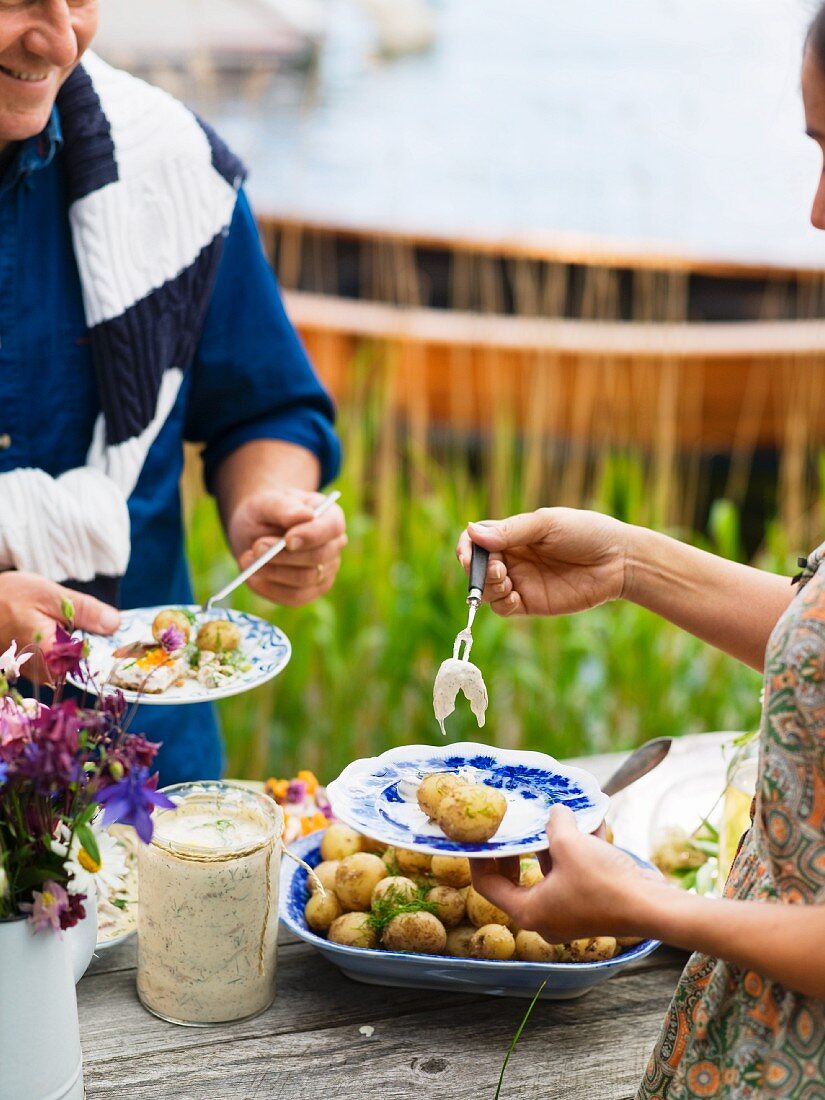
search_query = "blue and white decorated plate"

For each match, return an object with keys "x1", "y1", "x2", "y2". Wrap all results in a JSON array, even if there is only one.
[
  {"x1": 71, "y1": 605, "x2": 291, "y2": 705},
  {"x1": 326, "y1": 742, "x2": 609, "y2": 858},
  {"x1": 280, "y1": 832, "x2": 660, "y2": 1001}
]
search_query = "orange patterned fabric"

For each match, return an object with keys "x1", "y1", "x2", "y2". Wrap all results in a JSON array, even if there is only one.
[{"x1": 637, "y1": 548, "x2": 825, "y2": 1099}]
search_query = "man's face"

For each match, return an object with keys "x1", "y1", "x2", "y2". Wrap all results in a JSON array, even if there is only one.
[{"x1": 0, "y1": 0, "x2": 98, "y2": 153}]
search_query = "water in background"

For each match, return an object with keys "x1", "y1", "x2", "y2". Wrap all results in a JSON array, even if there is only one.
[{"x1": 102, "y1": 0, "x2": 824, "y2": 265}]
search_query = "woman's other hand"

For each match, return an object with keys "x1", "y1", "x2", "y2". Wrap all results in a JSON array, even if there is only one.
[
  {"x1": 456, "y1": 507, "x2": 630, "y2": 618},
  {"x1": 470, "y1": 804, "x2": 666, "y2": 943}
]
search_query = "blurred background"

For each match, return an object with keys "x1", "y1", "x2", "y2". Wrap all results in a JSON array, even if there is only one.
[{"x1": 96, "y1": 0, "x2": 825, "y2": 780}]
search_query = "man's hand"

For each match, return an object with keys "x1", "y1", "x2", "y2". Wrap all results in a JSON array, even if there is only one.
[
  {"x1": 225, "y1": 488, "x2": 347, "y2": 607},
  {"x1": 0, "y1": 571, "x2": 120, "y2": 682}
]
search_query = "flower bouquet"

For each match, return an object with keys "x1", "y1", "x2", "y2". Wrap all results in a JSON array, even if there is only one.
[{"x1": 0, "y1": 606, "x2": 173, "y2": 932}]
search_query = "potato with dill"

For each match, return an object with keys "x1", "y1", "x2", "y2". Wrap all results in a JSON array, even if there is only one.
[
  {"x1": 382, "y1": 911, "x2": 447, "y2": 955},
  {"x1": 151, "y1": 609, "x2": 191, "y2": 645},
  {"x1": 195, "y1": 619, "x2": 241, "y2": 653},
  {"x1": 334, "y1": 853, "x2": 389, "y2": 911},
  {"x1": 327, "y1": 912, "x2": 378, "y2": 949},
  {"x1": 417, "y1": 771, "x2": 468, "y2": 820},
  {"x1": 436, "y1": 783, "x2": 507, "y2": 844},
  {"x1": 371, "y1": 876, "x2": 419, "y2": 907}
]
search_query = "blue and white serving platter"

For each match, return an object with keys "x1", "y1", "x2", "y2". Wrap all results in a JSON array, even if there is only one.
[
  {"x1": 70, "y1": 605, "x2": 291, "y2": 705},
  {"x1": 326, "y1": 742, "x2": 610, "y2": 858},
  {"x1": 280, "y1": 832, "x2": 660, "y2": 1001}
]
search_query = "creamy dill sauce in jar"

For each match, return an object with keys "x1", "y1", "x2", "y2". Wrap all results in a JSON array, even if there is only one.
[{"x1": 137, "y1": 782, "x2": 283, "y2": 1026}]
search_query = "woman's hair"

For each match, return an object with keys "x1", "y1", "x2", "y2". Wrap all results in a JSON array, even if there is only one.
[{"x1": 808, "y1": 3, "x2": 825, "y2": 68}]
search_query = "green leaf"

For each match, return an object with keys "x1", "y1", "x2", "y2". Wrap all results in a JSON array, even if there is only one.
[{"x1": 76, "y1": 825, "x2": 100, "y2": 867}]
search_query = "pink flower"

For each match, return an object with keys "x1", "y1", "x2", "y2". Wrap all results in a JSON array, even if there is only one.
[
  {"x1": 159, "y1": 625, "x2": 185, "y2": 653},
  {"x1": 0, "y1": 641, "x2": 33, "y2": 683},
  {"x1": 19, "y1": 880, "x2": 69, "y2": 934},
  {"x1": 44, "y1": 626, "x2": 84, "y2": 682},
  {"x1": 0, "y1": 697, "x2": 37, "y2": 748},
  {"x1": 286, "y1": 779, "x2": 308, "y2": 804}
]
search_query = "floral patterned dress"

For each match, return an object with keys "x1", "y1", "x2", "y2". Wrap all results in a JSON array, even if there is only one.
[{"x1": 637, "y1": 545, "x2": 825, "y2": 1099}]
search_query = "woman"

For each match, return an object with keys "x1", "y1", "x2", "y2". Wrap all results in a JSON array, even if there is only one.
[{"x1": 457, "y1": 12, "x2": 825, "y2": 1097}]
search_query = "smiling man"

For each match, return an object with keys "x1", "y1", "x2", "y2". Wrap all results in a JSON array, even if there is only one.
[{"x1": 0, "y1": 1, "x2": 345, "y2": 782}]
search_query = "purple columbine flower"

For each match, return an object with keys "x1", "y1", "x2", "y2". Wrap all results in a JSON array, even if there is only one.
[
  {"x1": 45, "y1": 626, "x2": 85, "y2": 682},
  {"x1": 159, "y1": 625, "x2": 185, "y2": 653},
  {"x1": 95, "y1": 766, "x2": 176, "y2": 843},
  {"x1": 19, "y1": 880, "x2": 69, "y2": 934}
]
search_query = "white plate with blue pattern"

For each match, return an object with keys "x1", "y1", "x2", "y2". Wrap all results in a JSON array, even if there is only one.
[
  {"x1": 71, "y1": 605, "x2": 291, "y2": 705},
  {"x1": 326, "y1": 742, "x2": 609, "y2": 858},
  {"x1": 280, "y1": 832, "x2": 660, "y2": 1000}
]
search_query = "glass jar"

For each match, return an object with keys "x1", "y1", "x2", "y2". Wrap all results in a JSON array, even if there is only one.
[
  {"x1": 137, "y1": 781, "x2": 283, "y2": 1026},
  {"x1": 719, "y1": 740, "x2": 759, "y2": 884}
]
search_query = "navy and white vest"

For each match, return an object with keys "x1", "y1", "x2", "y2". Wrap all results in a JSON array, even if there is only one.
[{"x1": 0, "y1": 52, "x2": 246, "y2": 602}]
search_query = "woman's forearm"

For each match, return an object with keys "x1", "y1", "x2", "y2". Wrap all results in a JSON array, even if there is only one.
[
  {"x1": 624, "y1": 526, "x2": 794, "y2": 671},
  {"x1": 642, "y1": 887, "x2": 825, "y2": 1000}
]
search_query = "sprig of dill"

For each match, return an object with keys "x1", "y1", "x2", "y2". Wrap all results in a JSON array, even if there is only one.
[{"x1": 367, "y1": 885, "x2": 439, "y2": 936}]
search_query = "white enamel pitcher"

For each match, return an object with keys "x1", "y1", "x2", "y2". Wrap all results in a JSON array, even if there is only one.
[{"x1": 0, "y1": 898, "x2": 97, "y2": 1100}]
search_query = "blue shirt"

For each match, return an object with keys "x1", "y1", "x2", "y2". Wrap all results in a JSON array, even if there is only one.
[{"x1": 0, "y1": 110, "x2": 340, "y2": 784}]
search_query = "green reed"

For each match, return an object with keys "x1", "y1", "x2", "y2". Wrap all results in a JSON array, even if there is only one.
[{"x1": 184, "y1": 358, "x2": 808, "y2": 784}]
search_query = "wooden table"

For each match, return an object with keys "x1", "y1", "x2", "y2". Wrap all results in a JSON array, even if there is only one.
[{"x1": 77, "y1": 753, "x2": 689, "y2": 1099}]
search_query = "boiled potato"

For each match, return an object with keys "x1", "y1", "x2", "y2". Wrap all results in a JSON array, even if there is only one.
[
  {"x1": 381, "y1": 846, "x2": 399, "y2": 872},
  {"x1": 469, "y1": 924, "x2": 516, "y2": 961},
  {"x1": 371, "y1": 875, "x2": 419, "y2": 907},
  {"x1": 430, "y1": 854, "x2": 472, "y2": 888},
  {"x1": 321, "y1": 824, "x2": 362, "y2": 862},
  {"x1": 425, "y1": 885, "x2": 466, "y2": 928},
  {"x1": 382, "y1": 911, "x2": 446, "y2": 955},
  {"x1": 436, "y1": 784, "x2": 507, "y2": 844},
  {"x1": 195, "y1": 619, "x2": 241, "y2": 653},
  {"x1": 395, "y1": 848, "x2": 432, "y2": 877},
  {"x1": 335, "y1": 853, "x2": 389, "y2": 911},
  {"x1": 151, "y1": 609, "x2": 191, "y2": 645},
  {"x1": 519, "y1": 858, "x2": 543, "y2": 888},
  {"x1": 515, "y1": 930, "x2": 559, "y2": 962},
  {"x1": 308, "y1": 859, "x2": 340, "y2": 896},
  {"x1": 327, "y1": 912, "x2": 378, "y2": 949},
  {"x1": 305, "y1": 891, "x2": 342, "y2": 933},
  {"x1": 564, "y1": 937, "x2": 618, "y2": 962},
  {"x1": 417, "y1": 772, "x2": 468, "y2": 820},
  {"x1": 466, "y1": 886, "x2": 513, "y2": 930},
  {"x1": 359, "y1": 834, "x2": 387, "y2": 855},
  {"x1": 445, "y1": 924, "x2": 476, "y2": 958}
]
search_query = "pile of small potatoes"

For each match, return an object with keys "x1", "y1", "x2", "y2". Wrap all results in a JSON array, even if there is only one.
[{"x1": 303, "y1": 823, "x2": 643, "y2": 962}]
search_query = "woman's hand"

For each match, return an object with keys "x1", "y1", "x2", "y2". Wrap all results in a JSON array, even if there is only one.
[
  {"x1": 226, "y1": 487, "x2": 347, "y2": 607},
  {"x1": 0, "y1": 571, "x2": 120, "y2": 682},
  {"x1": 456, "y1": 507, "x2": 630, "y2": 618},
  {"x1": 471, "y1": 804, "x2": 667, "y2": 943}
]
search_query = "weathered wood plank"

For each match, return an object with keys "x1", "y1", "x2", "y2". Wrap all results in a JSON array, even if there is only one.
[{"x1": 81, "y1": 963, "x2": 678, "y2": 1099}]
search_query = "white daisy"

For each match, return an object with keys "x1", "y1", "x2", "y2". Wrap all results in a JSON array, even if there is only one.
[{"x1": 52, "y1": 821, "x2": 128, "y2": 897}]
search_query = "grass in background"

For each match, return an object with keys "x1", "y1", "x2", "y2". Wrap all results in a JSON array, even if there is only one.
[{"x1": 185, "y1": 353, "x2": 808, "y2": 784}]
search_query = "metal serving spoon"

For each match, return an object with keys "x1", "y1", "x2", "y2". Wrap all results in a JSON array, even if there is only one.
[{"x1": 601, "y1": 736, "x2": 672, "y2": 797}]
